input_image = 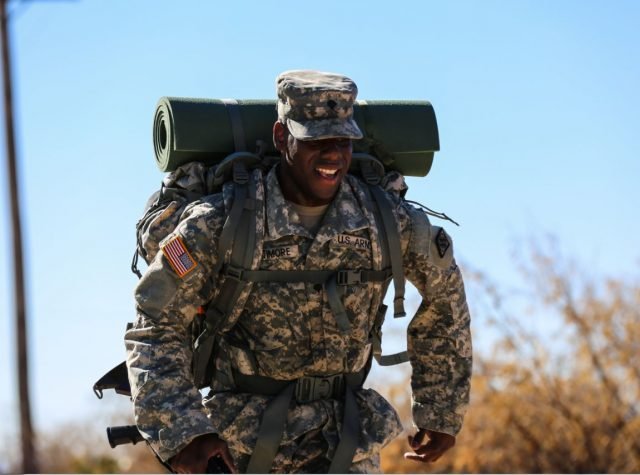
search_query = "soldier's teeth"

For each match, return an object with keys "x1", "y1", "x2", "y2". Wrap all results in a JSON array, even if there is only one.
[{"x1": 316, "y1": 168, "x2": 338, "y2": 175}]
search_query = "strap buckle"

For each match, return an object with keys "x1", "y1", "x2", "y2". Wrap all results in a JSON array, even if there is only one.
[
  {"x1": 336, "y1": 270, "x2": 362, "y2": 285},
  {"x1": 224, "y1": 265, "x2": 244, "y2": 281},
  {"x1": 358, "y1": 159, "x2": 382, "y2": 186},
  {"x1": 295, "y1": 374, "x2": 345, "y2": 403},
  {"x1": 232, "y1": 162, "x2": 249, "y2": 185}
]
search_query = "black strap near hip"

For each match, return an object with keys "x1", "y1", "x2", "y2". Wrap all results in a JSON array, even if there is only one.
[
  {"x1": 245, "y1": 384, "x2": 295, "y2": 474},
  {"x1": 238, "y1": 370, "x2": 365, "y2": 474},
  {"x1": 328, "y1": 385, "x2": 360, "y2": 473}
]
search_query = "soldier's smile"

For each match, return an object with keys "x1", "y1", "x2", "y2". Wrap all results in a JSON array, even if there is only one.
[
  {"x1": 314, "y1": 161, "x2": 343, "y2": 184},
  {"x1": 315, "y1": 166, "x2": 339, "y2": 180},
  {"x1": 278, "y1": 135, "x2": 353, "y2": 206}
]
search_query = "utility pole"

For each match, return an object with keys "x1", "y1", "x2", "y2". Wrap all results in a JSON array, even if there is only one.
[{"x1": 1, "y1": 0, "x2": 38, "y2": 473}]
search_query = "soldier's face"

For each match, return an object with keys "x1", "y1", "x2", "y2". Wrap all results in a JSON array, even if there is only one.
[{"x1": 278, "y1": 127, "x2": 352, "y2": 206}]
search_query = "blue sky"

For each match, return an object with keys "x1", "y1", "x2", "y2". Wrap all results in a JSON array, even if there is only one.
[{"x1": 1, "y1": 0, "x2": 639, "y2": 447}]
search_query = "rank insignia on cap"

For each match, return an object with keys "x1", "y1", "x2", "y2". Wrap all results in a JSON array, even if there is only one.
[
  {"x1": 162, "y1": 236, "x2": 197, "y2": 278},
  {"x1": 435, "y1": 228, "x2": 451, "y2": 258}
]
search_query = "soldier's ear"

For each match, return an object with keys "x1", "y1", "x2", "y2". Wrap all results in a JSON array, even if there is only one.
[{"x1": 273, "y1": 121, "x2": 288, "y2": 154}]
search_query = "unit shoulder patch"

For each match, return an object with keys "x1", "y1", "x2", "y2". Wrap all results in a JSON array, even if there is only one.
[
  {"x1": 161, "y1": 236, "x2": 198, "y2": 278},
  {"x1": 435, "y1": 227, "x2": 451, "y2": 258}
]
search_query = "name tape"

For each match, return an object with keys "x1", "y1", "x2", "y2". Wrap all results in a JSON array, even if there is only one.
[
  {"x1": 335, "y1": 234, "x2": 371, "y2": 250},
  {"x1": 262, "y1": 245, "x2": 300, "y2": 260}
]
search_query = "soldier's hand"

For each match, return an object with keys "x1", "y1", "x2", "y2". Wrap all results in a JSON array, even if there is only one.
[
  {"x1": 404, "y1": 428, "x2": 455, "y2": 464},
  {"x1": 169, "y1": 433, "x2": 237, "y2": 474}
]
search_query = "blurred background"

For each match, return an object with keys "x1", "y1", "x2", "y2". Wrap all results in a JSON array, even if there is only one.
[{"x1": 1, "y1": 0, "x2": 638, "y2": 472}]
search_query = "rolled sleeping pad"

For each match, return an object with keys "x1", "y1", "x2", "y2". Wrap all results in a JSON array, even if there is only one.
[{"x1": 153, "y1": 97, "x2": 439, "y2": 177}]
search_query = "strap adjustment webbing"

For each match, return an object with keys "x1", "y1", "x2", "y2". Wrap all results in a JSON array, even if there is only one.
[
  {"x1": 369, "y1": 185, "x2": 406, "y2": 318},
  {"x1": 235, "y1": 370, "x2": 366, "y2": 474},
  {"x1": 221, "y1": 266, "x2": 391, "y2": 285},
  {"x1": 372, "y1": 326, "x2": 409, "y2": 366},
  {"x1": 232, "y1": 369, "x2": 366, "y2": 402},
  {"x1": 336, "y1": 269, "x2": 389, "y2": 285}
]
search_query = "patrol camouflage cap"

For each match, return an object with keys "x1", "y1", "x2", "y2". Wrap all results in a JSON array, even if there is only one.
[{"x1": 276, "y1": 70, "x2": 363, "y2": 141}]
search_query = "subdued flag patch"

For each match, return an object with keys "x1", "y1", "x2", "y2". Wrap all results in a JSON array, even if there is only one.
[{"x1": 162, "y1": 236, "x2": 197, "y2": 278}]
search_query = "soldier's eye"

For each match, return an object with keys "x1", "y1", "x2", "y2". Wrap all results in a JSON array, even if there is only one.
[{"x1": 307, "y1": 140, "x2": 324, "y2": 149}]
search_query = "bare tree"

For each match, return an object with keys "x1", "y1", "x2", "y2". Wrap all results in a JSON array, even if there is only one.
[{"x1": 379, "y1": 239, "x2": 640, "y2": 473}]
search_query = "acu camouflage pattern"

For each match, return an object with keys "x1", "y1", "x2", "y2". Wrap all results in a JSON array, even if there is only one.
[
  {"x1": 125, "y1": 164, "x2": 472, "y2": 471},
  {"x1": 276, "y1": 70, "x2": 363, "y2": 141},
  {"x1": 137, "y1": 162, "x2": 221, "y2": 264}
]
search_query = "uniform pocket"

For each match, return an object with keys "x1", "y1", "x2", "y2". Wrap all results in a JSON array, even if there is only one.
[
  {"x1": 352, "y1": 388, "x2": 404, "y2": 462},
  {"x1": 236, "y1": 282, "x2": 313, "y2": 378}
]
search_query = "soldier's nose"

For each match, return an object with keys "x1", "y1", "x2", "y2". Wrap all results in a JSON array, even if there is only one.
[{"x1": 321, "y1": 141, "x2": 342, "y2": 158}]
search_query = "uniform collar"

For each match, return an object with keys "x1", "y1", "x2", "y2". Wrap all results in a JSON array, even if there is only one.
[{"x1": 265, "y1": 166, "x2": 370, "y2": 242}]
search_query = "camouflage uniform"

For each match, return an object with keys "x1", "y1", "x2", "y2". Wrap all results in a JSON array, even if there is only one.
[{"x1": 125, "y1": 70, "x2": 472, "y2": 473}]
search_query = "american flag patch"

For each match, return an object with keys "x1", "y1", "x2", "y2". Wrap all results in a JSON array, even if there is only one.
[{"x1": 161, "y1": 236, "x2": 197, "y2": 278}]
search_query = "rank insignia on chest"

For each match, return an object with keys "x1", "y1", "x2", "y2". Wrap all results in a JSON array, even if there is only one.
[
  {"x1": 162, "y1": 236, "x2": 198, "y2": 278},
  {"x1": 435, "y1": 228, "x2": 451, "y2": 258},
  {"x1": 335, "y1": 234, "x2": 372, "y2": 250}
]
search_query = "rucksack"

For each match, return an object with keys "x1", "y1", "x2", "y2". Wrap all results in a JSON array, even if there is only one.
[
  {"x1": 93, "y1": 97, "x2": 449, "y2": 472},
  {"x1": 95, "y1": 151, "x2": 410, "y2": 391}
]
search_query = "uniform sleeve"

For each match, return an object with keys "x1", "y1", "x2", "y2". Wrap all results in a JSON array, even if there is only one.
[
  {"x1": 124, "y1": 200, "x2": 223, "y2": 461},
  {"x1": 401, "y1": 204, "x2": 472, "y2": 436}
]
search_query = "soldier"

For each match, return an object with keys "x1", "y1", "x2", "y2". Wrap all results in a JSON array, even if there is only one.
[{"x1": 125, "y1": 70, "x2": 472, "y2": 473}]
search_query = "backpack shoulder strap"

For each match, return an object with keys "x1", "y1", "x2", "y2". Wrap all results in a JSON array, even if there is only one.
[
  {"x1": 352, "y1": 153, "x2": 409, "y2": 366},
  {"x1": 192, "y1": 157, "x2": 262, "y2": 388},
  {"x1": 356, "y1": 155, "x2": 406, "y2": 318}
]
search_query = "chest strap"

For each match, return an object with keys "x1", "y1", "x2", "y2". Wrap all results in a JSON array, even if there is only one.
[
  {"x1": 223, "y1": 266, "x2": 391, "y2": 335},
  {"x1": 225, "y1": 266, "x2": 391, "y2": 285},
  {"x1": 234, "y1": 370, "x2": 366, "y2": 474}
]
